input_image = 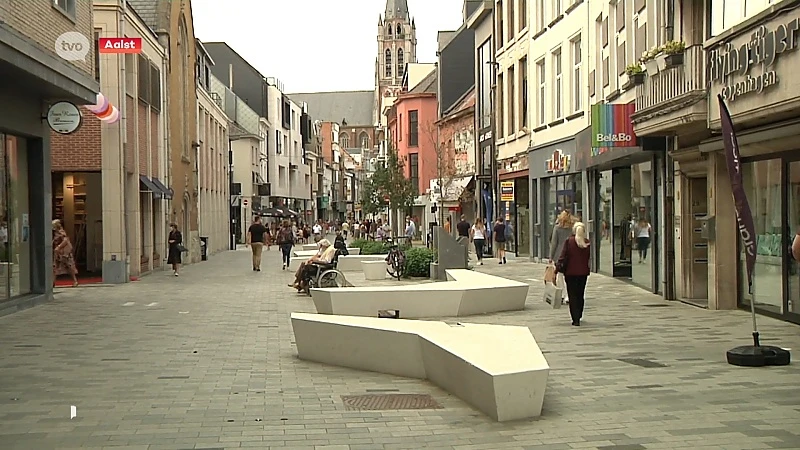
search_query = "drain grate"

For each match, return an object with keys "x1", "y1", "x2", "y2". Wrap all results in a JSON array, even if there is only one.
[
  {"x1": 618, "y1": 358, "x2": 668, "y2": 368},
  {"x1": 641, "y1": 303, "x2": 671, "y2": 307},
  {"x1": 341, "y1": 394, "x2": 442, "y2": 411},
  {"x1": 627, "y1": 384, "x2": 664, "y2": 389}
]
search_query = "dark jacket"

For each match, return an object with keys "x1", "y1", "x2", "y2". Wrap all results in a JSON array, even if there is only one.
[{"x1": 556, "y1": 235, "x2": 591, "y2": 277}]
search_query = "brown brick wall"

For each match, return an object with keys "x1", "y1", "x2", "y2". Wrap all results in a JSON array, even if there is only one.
[
  {"x1": 138, "y1": 101, "x2": 148, "y2": 175},
  {"x1": 125, "y1": 96, "x2": 135, "y2": 172},
  {"x1": 151, "y1": 110, "x2": 159, "y2": 176},
  {"x1": 0, "y1": 0, "x2": 94, "y2": 76},
  {"x1": 50, "y1": 106, "x2": 101, "y2": 171}
]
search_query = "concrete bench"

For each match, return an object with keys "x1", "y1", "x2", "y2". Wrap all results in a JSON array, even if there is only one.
[
  {"x1": 290, "y1": 313, "x2": 549, "y2": 421},
  {"x1": 334, "y1": 255, "x2": 386, "y2": 272},
  {"x1": 302, "y1": 244, "x2": 319, "y2": 251},
  {"x1": 293, "y1": 248, "x2": 361, "y2": 258},
  {"x1": 362, "y1": 260, "x2": 387, "y2": 280},
  {"x1": 311, "y1": 269, "x2": 528, "y2": 318}
]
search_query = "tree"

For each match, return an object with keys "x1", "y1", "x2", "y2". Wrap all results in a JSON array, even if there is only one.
[
  {"x1": 423, "y1": 121, "x2": 459, "y2": 226},
  {"x1": 359, "y1": 143, "x2": 416, "y2": 229}
]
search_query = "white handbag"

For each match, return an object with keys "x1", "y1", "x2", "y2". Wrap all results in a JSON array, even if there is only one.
[{"x1": 543, "y1": 282, "x2": 563, "y2": 309}]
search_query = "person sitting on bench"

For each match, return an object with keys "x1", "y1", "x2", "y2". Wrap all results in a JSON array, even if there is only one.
[{"x1": 290, "y1": 239, "x2": 336, "y2": 291}]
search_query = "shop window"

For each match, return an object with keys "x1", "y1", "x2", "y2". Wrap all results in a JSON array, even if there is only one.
[
  {"x1": 0, "y1": 135, "x2": 31, "y2": 299},
  {"x1": 740, "y1": 159, "x2": 783, "y2": 314},
  {"x1": 787, "y1": 161, "x2": 800, "y2": 316}
]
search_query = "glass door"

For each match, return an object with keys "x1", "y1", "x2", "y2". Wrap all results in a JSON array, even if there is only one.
[
  {"x1": 785, "y1": 161, "x2": 800, "y2": 322},
  {"x1": 0, "y1": 134, "x2": 8, "y2": 301}
]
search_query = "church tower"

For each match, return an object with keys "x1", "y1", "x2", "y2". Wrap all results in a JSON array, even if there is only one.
[{"x1": 374, "y1": 0, "x2": 417, "y2": 129}]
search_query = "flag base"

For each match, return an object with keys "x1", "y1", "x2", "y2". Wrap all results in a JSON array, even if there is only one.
[{"x1": 726, "y1": 345, "x2": 791, "y2": 367}]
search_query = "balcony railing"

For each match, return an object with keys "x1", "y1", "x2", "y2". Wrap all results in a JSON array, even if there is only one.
[{"x1": 635, "y1": 44, "x2": 706, "y2": 112}]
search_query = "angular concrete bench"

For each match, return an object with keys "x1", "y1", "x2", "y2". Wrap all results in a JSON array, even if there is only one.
[
  {"x1": 292, "y1": 248, "x2": 361, "y2": 258},
  {"x1": 311, "y1": 269, "x2": 528, "y2": 318},
  {"x1": 362, "y1": 260, "x2": 388, "y2": 280},
  {"x1": 290, "y1": 313, "x2": 549, "y2": 421},
  {"x1": 334, "y1": 254, "x2": 386, "y2": 272}
]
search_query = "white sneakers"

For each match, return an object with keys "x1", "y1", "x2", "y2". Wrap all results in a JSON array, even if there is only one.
[{"x1": 173, "y1": 271, "x2": 179, "y2": 277}]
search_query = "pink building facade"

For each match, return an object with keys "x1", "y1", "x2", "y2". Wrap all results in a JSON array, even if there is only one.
[{"x1": 388, "y1": 92, "x2": 438, "y2": 195}]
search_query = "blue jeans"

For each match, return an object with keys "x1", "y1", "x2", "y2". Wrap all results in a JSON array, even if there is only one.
[{"x1": 280, "y1": 244, "x2": 292, "y2": 266}]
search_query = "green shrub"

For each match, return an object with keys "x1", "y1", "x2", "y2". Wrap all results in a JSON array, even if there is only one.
[
  {"x1": 404, "y1": 247, "x2": 435, "y2": 278},
  {"x1": 360, "y1": 241, "x2": 391, "y2": 255},
  {"x1": 349, "y1": 239, "x2": 370, "y2": 250}
]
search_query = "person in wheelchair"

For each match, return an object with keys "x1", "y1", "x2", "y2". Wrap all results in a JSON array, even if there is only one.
[{"x1": 289, "y1": 239, "x2": 336, "y2": 292}]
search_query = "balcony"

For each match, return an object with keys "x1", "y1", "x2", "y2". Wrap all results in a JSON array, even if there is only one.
[{"x1": 631, "y1": 45, "x2": 708, "y2": 139}]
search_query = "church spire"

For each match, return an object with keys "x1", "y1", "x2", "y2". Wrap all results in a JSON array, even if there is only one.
[{"x1": 384, "y1": 0, "x2": 409, "y2": 20}]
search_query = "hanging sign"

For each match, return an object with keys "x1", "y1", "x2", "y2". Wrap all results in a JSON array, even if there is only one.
[
  {"x1": 47, "y1": 101, "x2": 82, "y2": 134},
  {"x1": 545, "y1": 149, "x2": 571, "y2": 173},
  {"x1": 500, "y1": 181, "x2": 515, "y2": 202},
  {"x1": 86, "y1": 93, "x2": 121, "y2": 124}
]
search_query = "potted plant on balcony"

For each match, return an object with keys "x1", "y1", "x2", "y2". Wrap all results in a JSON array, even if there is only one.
[
  {"x1": 623, "y1": 64, "x2": 646, "y2": 89},
  {"x1": 640, "y1": 47, "x2": 662, "y2": 76},
  {"x1": 661, "y1": 40, "x2": 686, "y2": 68}
]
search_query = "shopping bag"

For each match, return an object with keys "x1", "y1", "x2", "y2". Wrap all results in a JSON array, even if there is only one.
[
  {"x1": 543, "y1": 265, "x2": 556, "y2": 284},
  {"x1": 543, "y1": 282, "x2": 563, "y2": 309}
]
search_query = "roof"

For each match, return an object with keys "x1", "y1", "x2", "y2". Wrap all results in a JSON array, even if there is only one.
[
  {"x1": 384, "y1": 0, "x2": 409, "y2": 19},
  {"x1": 442, "y1": 85, "x2": 475, "y2": 117},
  {"x1": 126, "y1": 0, "x2": 158, "y2": 30},
  {"x1": 408, "y1": 67, "x2": 438, "y2": 95},
  {"x1": 288, "y1": 91, "x2": 375, "y2": 126}
]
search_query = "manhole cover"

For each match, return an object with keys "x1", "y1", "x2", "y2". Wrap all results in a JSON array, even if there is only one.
[
  {"x1": 618, "y1": 358, "x2": 668, "y2": 368},
  {"x1": 341, "y1": 394, "x2": 442, "y2": 411}
]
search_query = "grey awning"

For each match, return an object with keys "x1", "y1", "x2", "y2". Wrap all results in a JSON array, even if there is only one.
[
  {"x1": 139, "y1": 175, "x2": 162, "y2": 199},
  {"x1": 151, "y1": 177, "x2": 173, "y2": 200}
]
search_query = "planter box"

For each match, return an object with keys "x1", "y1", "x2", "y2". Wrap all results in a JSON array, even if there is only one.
[
  {"x1": 644, "y1": 59, "x2": 659, "y2": 76},
  {"x1": 622, "y1": 73, "x2": 645, "y2": 90},
  {"x1": 664, "y1": 52, "x2": 684, "y2": 68}
]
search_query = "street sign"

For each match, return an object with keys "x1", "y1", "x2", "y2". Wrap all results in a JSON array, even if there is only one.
[
  {"x1": 242, "y1": 198, "x2": 249, "y2": 207},
  {"x1": 230, "y1": 195, "x2": 241, "y2": 206}
]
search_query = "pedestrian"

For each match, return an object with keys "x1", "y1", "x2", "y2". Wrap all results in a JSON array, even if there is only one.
[
  {"x1": 455, "y1": 215, "x2": 470, "y2": 239},
  {"x1": 312, "y1": 220, "x2": 323, "y2": 243},
  {"x1": 405, "y1": 216, "x2": 416, "y2": 245},
  {"x1": 555, "y1": 221, "x2": 591, "y2": 326},
  {"x1": 470, "y1": 218, "x2": 487, "y2": 265},
  {"x1": 277, "y1": 220, "x2": 295, "y2": 270},
  {"x1": 342, "y1": 220, "x2": 350, "y2": 240},
  {"x1": 167, "y1": 222, "x2": 183, "y2": 277},
  {"x1": 52, "y1": 219, "x2": 79, "y2": 287},
  {"x1": 493, "y1": 217, "x2": 507, "y2": 264},
  {"x1": 549, "y1": 211, "x2": 576, "y2": 304},
  {"x1": 444, "y1": 217, "x2": 451, "y2": 234},
  {"x1": 634, "y1": 218, "x2": 652, "y2": 263},
  {"x1": 246, "y1": 216, "x2": 268, "y2": 272},
  {"x1": 289, "y1": 239, "x2": 335, "y2": 292}
]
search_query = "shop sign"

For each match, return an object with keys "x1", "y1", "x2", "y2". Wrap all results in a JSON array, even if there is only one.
[
  {"x1": 47, "y1": 101, "x2": 82, "y2": 135},
  {"x1": 590, "y1": 103, "x2": 636, "y2": 156},
  {"x1": 479, "y1": 128, "x2": 493, "y2": 149},
  {"x1": 500, "y1": 181, "x2": 515, "y2": 202},
  {"x1": 545, "y1": 149, "x2": 571, "y2": 173},
  {"x1": 710, "y1": 20, "x2": 800, "y2": 102}
]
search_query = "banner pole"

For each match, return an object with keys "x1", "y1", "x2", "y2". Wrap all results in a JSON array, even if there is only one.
[{"x1": 748, "y1": 282, "x2": 760, "y2": 347}]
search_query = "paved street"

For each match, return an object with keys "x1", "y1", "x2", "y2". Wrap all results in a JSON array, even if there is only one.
[{"x1": 1, "y1": 245, "x2": 799, "y2": 450}]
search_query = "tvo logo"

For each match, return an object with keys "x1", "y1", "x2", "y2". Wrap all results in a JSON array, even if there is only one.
[
  {"x1": 596, "y1": 132, "x2": 633, "y2": 143},
  {"x1": 55, "y1": 32, "x2": 90, "y2": 61}
]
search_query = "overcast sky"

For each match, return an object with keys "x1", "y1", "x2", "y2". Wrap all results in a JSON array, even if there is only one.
[{"x1": 192, "y1": 0, "x2": 465, "y2": 93}]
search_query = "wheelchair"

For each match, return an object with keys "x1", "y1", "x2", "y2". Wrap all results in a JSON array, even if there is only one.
[{"x1": 300, "y1": 249, "x2": 348, "y2": 296}]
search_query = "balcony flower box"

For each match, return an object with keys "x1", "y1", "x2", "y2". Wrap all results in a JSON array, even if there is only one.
[
  {"x1": 623, "y1": 64, "x2": 646, "y2": 90},
  {"x1": 644, "y1": 59, "x2": 659, "y2": 76},
  {"x1": 664, "y1": 52, "x2": 684, "y2": 68},
  {"x1": 661, "y1": 40, "x2": 686, "y2": 68}
]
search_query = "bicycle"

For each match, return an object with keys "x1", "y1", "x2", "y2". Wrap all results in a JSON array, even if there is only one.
[{"x1": 385, "y1": 237, "x2": 406, "y2": 280}]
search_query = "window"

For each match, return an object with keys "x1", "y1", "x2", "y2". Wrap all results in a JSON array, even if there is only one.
[
  {"x1": 553, "y1": 48, "x2": 562, "y2": 119},
  {"x1": 53, "y1": 0, "x2": 75, "y2": 17},
  {"x1": 496, "y1": 0, "x2": 504, "y2": 48},
  {"x1": 137, "y1": 54, "x2": 150, "y2": 104},
  {"x1": 507, "y1": 66, "x2": 516, "y2": 132},
  {"x1": 360, "y1": 132, "x2": 370, "y2": 149},
  {"x1": 553, "y1": 0, "x2": 562, "y2": 18},
  {"x1": 385, "y1": 49, "x2": 392, "y2": 77},
  {"x1": 340, "y1": 132, "x2": 349, "y2": 148},
  {"x1": 507, "y1": 0, "x2": 515, "y2": 40},
  {"x1": 397, "y1": 49, "x2": 404, "y2": 78},
  {"x1": 94, "y1": 29, "x2": 101, "y2": 82},
  {"x1": 536, "y1": 0, "x2": 546, "y2": 31},
  {"x1": 572, "y1": 36, "x2": 581, "y2": 112},
  {"x1": 497, "y1": 72, "x2": 504, "y2": 137},
  {"x1": 536, "y1": 59, "x2": 546, "y2": 125},
  {"x1": 408, "y1": 110, "x2": 419, "y2": 146},
  {"x1": 397, "y1": 24, "x2": 402, "y2": 35},
  {"x1": 409, "y1": 153, "x2": 419, "y2": 194},
  {"x1": 520, "y1": 57, "x2": 528, "y2": 130},
  {"x1": 478, "y1": 39, "x2": 493, "y2": 129},
  {"x1": 519, "y1": 0, "x2": 528, "y2": 31},
  {"x1": 276, "y1": 130, "x2": 282, "y2": 154}
]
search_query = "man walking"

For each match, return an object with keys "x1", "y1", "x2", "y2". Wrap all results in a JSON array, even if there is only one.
[
  {"x1": 455, "y1": 215, "x2": 471, "y2": 262},
  {"x1": 312, "y1": 220, "x2": 323, "y2": 243},
  {"x1": 247, "y1": 216, "x2": 268, "y2": 272}
]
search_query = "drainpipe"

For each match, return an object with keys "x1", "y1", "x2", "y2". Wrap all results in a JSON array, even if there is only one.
[
  {"x1": 119, "y1": 0, "x2": 131, "y2": 277},
  {"x1": 161, "y1": 43, "x2": 169, "y2": 258},
  {"x1": 666, "y1": 0, "x2": 675, "y2": 41}
]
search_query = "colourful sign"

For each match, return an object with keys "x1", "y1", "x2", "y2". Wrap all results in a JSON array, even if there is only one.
[
  {"x1": 98, "y1": 37, "x2": 143, "y2": 54},
  {"x1": 545, "y1": 149, "x2": 571, "y2": 173},
  {"x1": 591, "y1": 103, "x2": 637, "y2": 156},
  {"x1": 500, "y1": 181, "x2": 514, "y2": 202}
]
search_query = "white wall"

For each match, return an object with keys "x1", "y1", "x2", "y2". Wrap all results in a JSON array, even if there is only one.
[{"x1": 711, "y1": 0, "x2": 779, "y2": 36}]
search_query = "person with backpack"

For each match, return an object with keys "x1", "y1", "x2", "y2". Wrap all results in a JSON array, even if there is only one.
[{"x1": 277, "y1": 220, "x2": 295, "y2": 270}]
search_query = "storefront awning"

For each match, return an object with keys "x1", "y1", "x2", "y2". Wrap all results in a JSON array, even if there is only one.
[
  {"x1": 139, "y1": 175, "x2": 162, "y2": 199},
  {"x1": 151, "y1": 177, "x2": 173, "y2": 200},
  {"x1": 441, "y1": 175, "x2": 474, "y2": 202}
]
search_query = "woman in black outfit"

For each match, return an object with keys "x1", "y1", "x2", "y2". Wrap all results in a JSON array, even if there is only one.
[
  {"x1": 277, "y1": 220, "x2": 295, "y2": 270},
  {"x1": 167, "y1": 223, "x2": 182, "y2": 277}
]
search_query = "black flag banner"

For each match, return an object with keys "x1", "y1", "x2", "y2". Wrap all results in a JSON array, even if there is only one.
[{"x1": 718, "y1": 94, "x2": 757, "y2": 293}]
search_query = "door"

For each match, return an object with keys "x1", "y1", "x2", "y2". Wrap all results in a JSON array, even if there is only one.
[
  {"x1": 689, "y1": 177, "x2": 708, "y2": 300},
  {"x1": 785, "y1": 161, "x2": 800, "y2": 322}
]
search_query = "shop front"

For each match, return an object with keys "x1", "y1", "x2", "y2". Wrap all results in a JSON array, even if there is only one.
[
  {"x1": 581, "y1": 103, "x2": 667, "y2": 293},
  {"x1": 498, "y1": 155, "x2": 529, "y2": 257},
  {"x1": 699, "y1": 3, "x2": 800, "y2": 324},
  {"x1": 0, "y1": 29, "x2": 98, "y2": 315},
  {"x1": 527, "y1": 132, "x2": 586, "y2": 261}
]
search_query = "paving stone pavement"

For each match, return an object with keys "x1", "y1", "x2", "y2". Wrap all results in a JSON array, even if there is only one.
[{"x1": 1, "y1": 244, "x2": 800, "y2": 450}]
